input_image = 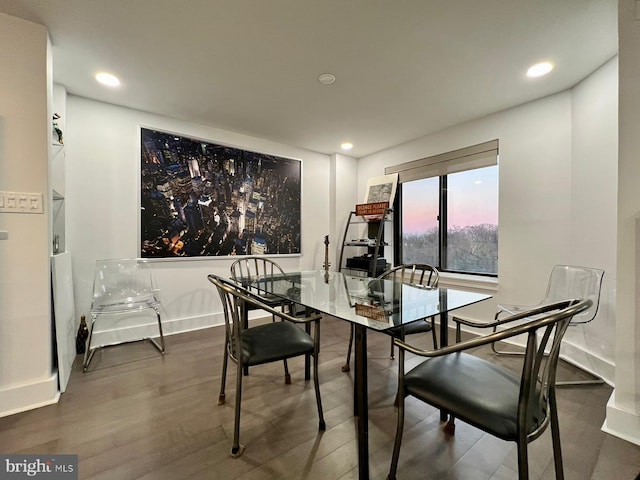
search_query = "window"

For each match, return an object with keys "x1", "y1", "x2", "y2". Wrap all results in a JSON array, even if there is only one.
[{"x1": 386, "y1": 141, "x2": 498, "y2": 276}]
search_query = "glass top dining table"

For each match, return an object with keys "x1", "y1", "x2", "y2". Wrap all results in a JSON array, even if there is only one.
[
  {"x1": 252, "y1": 270, "x2": 492, "y2": 480},
  {"x1": 253, "y1": 270, "x2": 490, "y2": 332}
]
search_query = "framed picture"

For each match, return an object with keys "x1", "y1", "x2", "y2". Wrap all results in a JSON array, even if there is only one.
[
  {"x1": 140, "y1": 127, "x2": 301, "y2": 258},
  {"x1": 363, "y1": 173, "x2": 398, "y2": 205},
  {"x1": 362, "y1": 173, "x2": 398, "y2": 220}
]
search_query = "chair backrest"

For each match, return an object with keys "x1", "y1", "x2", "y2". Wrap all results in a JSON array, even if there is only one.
[
  {"x1": 209, "y1": 274, "x2": 247, "y2": 363},
  {"x1": 541, "y1": 265, "x2": 604, "y2": 324},
  {"x1": 208, "y1": 273, "x2": 295, "y2": 363},
  {"x1": 378, "y1": 263, "x2": 439, "y2": 288},
  {"x1": 230, "y1": 256, "x2": 286, "y2": 287},
  {"x1": 91, "y1": 258, "x2": 158, "y2": 312},
  {"x1": 513, "y1": 299, "x2": 592, "y2": 437}
]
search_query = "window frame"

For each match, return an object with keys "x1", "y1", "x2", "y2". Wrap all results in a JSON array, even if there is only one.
[{"x1": 386, "y1": 140, "x2": 499, "y2": 277}]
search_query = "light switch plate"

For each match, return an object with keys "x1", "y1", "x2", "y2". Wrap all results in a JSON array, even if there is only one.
[{"x1": 0, "y1": 191, "x2": 44, "y2": 213}]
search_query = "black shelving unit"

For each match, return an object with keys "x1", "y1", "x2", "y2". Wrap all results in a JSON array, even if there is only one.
[{"x1": 337, "y1": 207, "x2": 393, "y2": 277}]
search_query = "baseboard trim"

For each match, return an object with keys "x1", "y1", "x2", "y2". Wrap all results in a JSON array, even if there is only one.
[
  {"x1": 89, "y1": 312, "x2": 224, "y2": 346},
  {"x1": 602, "y1": 391, "x2": 640, "y2": 446},
  {"x1": 0, "y1": 373, "x2": 60, "y2": 419}
]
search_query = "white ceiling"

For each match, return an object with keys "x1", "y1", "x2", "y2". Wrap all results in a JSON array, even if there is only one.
[{"x1": 0, "y1": 0, "x2": 618, "y2": 158}]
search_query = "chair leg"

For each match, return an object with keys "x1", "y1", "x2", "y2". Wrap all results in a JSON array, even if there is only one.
[
  {"x1": 218, "y1": 340, "x2": 229, "y2": 405},
  {"x1": 283, "y1": 359, "x2": 291, "y2": 384},
  {"x1": 490, "y1": 312, "x2": 526, "y2": 355},
  {"x1": 491, "y1": 340, "x2": 525, "y2": 356},
  {"x1": 313, "y1": 353, "x2": 326, "y2": 431},
  {"x1": 516, "y1": 436, "x2": 530, "y2": 480},
  {"x1": 388, "y1": 392, "x2": 405, "y2": 480},
  {"x1": 556, "y1": 357, "x2": 605, "y2": 387},
  {"x1": 430, "y1": 318, "x2": 438, "y2": 349},
  {"x1": 148, "y1": 306, "x2": 165, "y2": 354},
  {"x1": 390, "y1": 336, "x2": 395, "y2": 359},
  {"x1": 231, "y1": 360, "x2": 245, "y2": 458},
  {"x1": 556, "y1": 377, "x2": 605, "y2": 387},
  {"x1": 549, "y1": 389, "x2": 565, "y2": 480},
  {"x1": 342, "y1": 324, "x2": 353, "y2": 372},
  {"x1": 439, "y1": 326, "x2": 455, "y2": 433},
  {"x1": 82, "y1": 314, "x2": 98, "y2": 372},
  {"x1": 443, "y1": 415, "x2": 456, "y2": 435},
  {"x1": 304, "y1": 323, "x2": 311, "y2": 381}
]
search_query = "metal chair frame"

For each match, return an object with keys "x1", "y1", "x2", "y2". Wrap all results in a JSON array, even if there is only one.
[
  {"x1": 343, "y1": 264, "x2": 439, "y2": 372},
  {"x1": 230, "y1": 256, "x2": 295, "y2": 378},
  {"x1": 208, "y1": 274, "x2": 325, "y2": 458},
  {"x1": 388, "y1": 299, "x2": 592, "y2": 480}
]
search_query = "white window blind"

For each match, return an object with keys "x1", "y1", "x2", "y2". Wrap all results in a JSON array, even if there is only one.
[{"x1": 385, "y1": 139, "x2": 498, "y2": 182}]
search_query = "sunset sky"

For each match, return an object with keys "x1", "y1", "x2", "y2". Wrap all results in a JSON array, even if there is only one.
[{"x1": 402, "y1": 166, "x2": 498, "y2": 235}]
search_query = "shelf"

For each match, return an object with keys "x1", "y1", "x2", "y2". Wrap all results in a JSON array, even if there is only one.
[
  {"x1": 344, "y1": 241, "x2": 389, "y2": 247},
  {"x1": 342, "y1": 265, "x2": 389, "y2": 276},
  {"x1": 338, "y1": 207, "x2": 393, "y2": 277},
  {"x1": 348, "y1": 216, "x2": 393, "y2": 225}
]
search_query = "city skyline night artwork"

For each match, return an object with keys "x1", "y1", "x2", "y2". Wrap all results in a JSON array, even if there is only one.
[{"x1": 140, "y1": 128, "x2": 301, "y2": 258}]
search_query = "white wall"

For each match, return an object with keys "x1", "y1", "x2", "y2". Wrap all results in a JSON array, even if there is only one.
[
  {"x1": 330, "y1": 153, "x2": 359, "y2": 267},
  {"x1": 566, "y1": 57, "x2": 618, "y2": 377},
  {"x1": 603, "y1": 0, "x2": 640, "y2": 446},
  {"x1": 357, "y1": 58, "x2": 618, "y2": 383},
  {"x1": 65, "y1": 96, "x2": 331, "y2": 342},
  {"x1": 0, "y1": 14, "x2": 58, "y2": 417}
]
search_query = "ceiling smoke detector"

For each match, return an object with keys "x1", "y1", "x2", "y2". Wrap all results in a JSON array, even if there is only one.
[{"x1": 318, "y1": 73, "x2": 336, "y2": 85}]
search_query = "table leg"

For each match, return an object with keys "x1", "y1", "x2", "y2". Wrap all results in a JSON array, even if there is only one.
[
  {"x1": 304, "y1": 322, "x2": 311, "y2": 381},
  {"x1": 439, "y1": 310, "x2": 448, "y2": 422},
  {"x1": 439, "y1": 311, "x2": 448, "y2": 348},
  {"x1": 243, "y1": 304, "x2": 249, "y2": 376},
  {"x1": 354, "y1": 324, "x2": 369, "y2": 480}
]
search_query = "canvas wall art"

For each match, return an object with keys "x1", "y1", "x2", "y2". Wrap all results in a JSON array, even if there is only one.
[{"x1": 140, "y1": 128, "x2": 301, "y2": 258}]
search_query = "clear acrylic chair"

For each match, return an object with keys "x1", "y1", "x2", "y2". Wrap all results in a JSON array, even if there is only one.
[
  {"x1": 491, "y1": 264, "x2": 605, "y2": 386},
  {"x1": 83, "y1": 258, "x2": 165, "y2": 372}
]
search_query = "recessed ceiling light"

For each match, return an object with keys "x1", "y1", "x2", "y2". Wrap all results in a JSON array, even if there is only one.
[
  {"x1": 341, "y1": 142, "x2": 353, "y2": 151},
  {"x1": 318, "y1": 73, "x2": 336, "y2": 85},
  {"x1": 95, "y1": 72, "x2": 121, "y2": 87},
  {"x1": 526, "y1": 62, "x2": 553, "y2": 78}
]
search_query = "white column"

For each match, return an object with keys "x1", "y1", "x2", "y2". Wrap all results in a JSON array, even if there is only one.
[{"x1": 603, "y1": 0, "x2": 640, "y2": 445}]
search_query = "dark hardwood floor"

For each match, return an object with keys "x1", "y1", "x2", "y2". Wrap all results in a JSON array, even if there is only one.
[{"x1": 1, "y1": 316, "x2": 638, "y2": 479}]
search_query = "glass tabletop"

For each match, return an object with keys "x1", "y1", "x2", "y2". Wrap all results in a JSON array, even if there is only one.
[{"x1": 252, "y1": 270, "x2": 491, "y2": 331}]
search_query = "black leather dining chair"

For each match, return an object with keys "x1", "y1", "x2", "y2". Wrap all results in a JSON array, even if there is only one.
[
  {"x1": 229, "y1": 256, "x2": 290, "y2": 311},
  {"x1": 208, "y1": 274, "x2": 325, "y2": 458},
  {"x1": 230, "y1": 256, "x2": 296, "y2": 380},
  {"x1": 387, "y1": 298, "x2": 592, "y2": 480},
  {"x1": 381, "y1": 264, "x2": 440, "y2": 359}
]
